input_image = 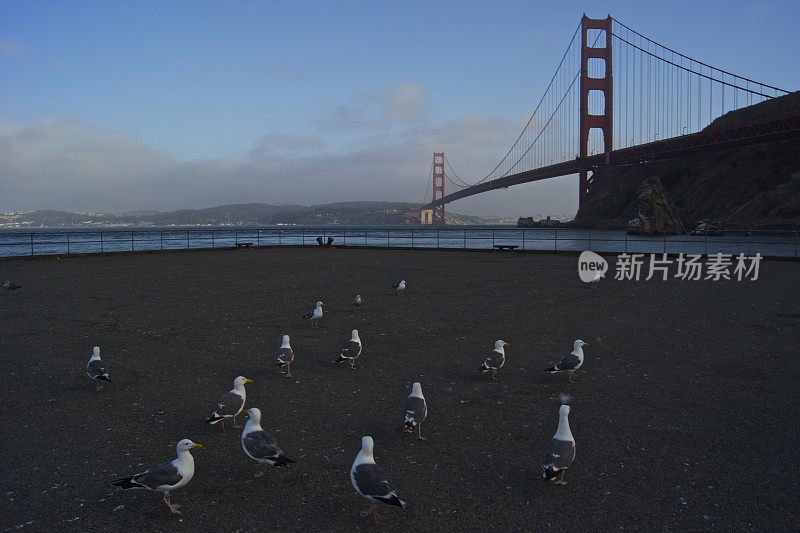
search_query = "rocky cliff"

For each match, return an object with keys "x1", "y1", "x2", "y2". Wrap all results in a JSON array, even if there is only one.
[{"x1": 575, "y1": 91, "x2": 800, "y2": 229}]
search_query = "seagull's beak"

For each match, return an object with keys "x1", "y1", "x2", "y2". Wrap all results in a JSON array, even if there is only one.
[
  {"x1": 583, "y1": 342, "x2": 590, "y2": 346},
  {"x1": 245, "y1": 378, "x2": 254, "y2": 385},
  {"x1": 503, "y1": 341, "x2": 510, "y2": 346},
  {"x1": 191, "y1": 443, "x2": 204, "y2": 449}
]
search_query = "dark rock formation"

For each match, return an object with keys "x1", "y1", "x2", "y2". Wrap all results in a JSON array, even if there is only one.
[
  {"x1": 627, "y1": 177, "x2": 686, "y2": 234},
  {"x1": 575, "y1": 91, "x2": 800, "y2": 229}
]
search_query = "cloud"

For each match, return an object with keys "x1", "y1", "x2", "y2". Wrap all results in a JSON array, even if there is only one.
[
  {"x1": 0, "y1": 101, "x2": 580, "y2": 217},
  {"x1": 0, "y1": 37, "x2": 26, "y2": 60},
  {"x1": 248, "y1": 132, "x2": 328, "y2": 159},
  {"x1": 315, "y1": 82, "x2": 430, "y2": 131}
]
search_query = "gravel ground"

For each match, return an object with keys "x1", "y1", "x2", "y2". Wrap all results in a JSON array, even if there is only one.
[{"x1": 1, "y1": 247, "x2": 798, "y2": 532}]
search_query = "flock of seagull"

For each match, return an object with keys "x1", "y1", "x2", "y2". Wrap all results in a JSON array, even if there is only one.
[{"x1": 83, "y1": 277, "x2": 590, "y2": 525}]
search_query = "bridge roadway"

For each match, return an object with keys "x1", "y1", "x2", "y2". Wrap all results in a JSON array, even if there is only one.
[{"x1": 424, "y1": 113, "x2": 800, "y2": 209}]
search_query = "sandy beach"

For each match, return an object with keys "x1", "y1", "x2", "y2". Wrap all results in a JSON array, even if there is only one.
[{"x1": 1, "y1": 247, "x2": 798, "y2": 531}]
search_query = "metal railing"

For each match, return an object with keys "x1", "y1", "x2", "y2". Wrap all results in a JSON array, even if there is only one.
[{"x1": 0, "y1": 227, "x2": 798, "y2": 258}]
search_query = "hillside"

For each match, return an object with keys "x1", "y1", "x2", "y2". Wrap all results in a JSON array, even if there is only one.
[
  {"x1": 0, "y1": 202, "x2": 508, "y2": 227},
  {"x1": 575, "y1": 91, "x2": 800, "y2": 229}
]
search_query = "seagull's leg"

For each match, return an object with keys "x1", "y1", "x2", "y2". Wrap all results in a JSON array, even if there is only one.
[
  {"x1": 372, "y1": 506, "x2": 385, "y2": 525},
  {"x1": 490, "y1": 368, "x2": 497, "y2": 381},
  {"x1": 554, "y1": 470, "x2": 568, "y2": 485},
  {"x1": 350, "y1": 359, "x2": 357, "y2": 370},
  {"x1": 163, "y1": 492, "x2": 182, "y2": 515},
  {"x1": 254, "y1": 464, "x2": 266, "y2": 478},
  {"x1": 417, "y1": 424, "x2": 427, "y2": 441},
  {"x1": 96, "y1": 382, "x2": 104, "y2": 392},
  {"x1": 233, "y1": 414, "x2": 242, "y2": 429},
  {"x1": 359, "y1": 503, "x2": 375, "y2": 517},
  {"x1": 219, "y1": 419, "x2": 226, "y2": 433},
  {"x1": 286, "y1": 363, "x2": 293, "y2": 378}
]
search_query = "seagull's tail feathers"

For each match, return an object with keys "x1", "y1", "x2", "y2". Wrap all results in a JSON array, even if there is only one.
[
  {"x1": 478, "y1": 362, "x2": 489, "y2": 372},
  {"x1": 544, "y1": 365, "x2": 560, "y2": 374},
  {"x1": 541, "y1": 464, "x2": 561, "y2": 481},
  {"x1": 334, "y1": 354, "x2": 349, "y2": 363},
  {"x1": 112, "y1": 476, "x2": 146, "y2": 490},
  {"x1": 205, "y1": 413, "x2": 225, "y2": 425},
  {"x1": 404, "y1": 418, "x2": 416, "y2": 430},
  {"x1": 97, "y1": 373, "x2": 111, "y2": 382},
  {"x1": 273, "y1": 454, "x2": 296, "y2": 467},
  {"x1": 302, "y1": 311, "x2": 313, "y2": 320},
  {"x1": 376, "y1": 493, "x2": 407, "y2": 509}
]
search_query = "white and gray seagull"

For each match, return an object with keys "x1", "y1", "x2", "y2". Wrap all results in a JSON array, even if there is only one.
[
  {"x1": 353, "y1": 294, "x2": 362, "y2": 308},
  {"x1": 334, "y1": 329, "x2": 362, "y2": 369},
  {"x1": 241, "y1": 407, "x2": 295, "y2": 477},
  {"x1": 112, "y1": 438, "x2": 203, "y2": 515},
  {"x1": 392, "y1": 280, "x2": 406, "y2": 295},
  {"x1": 86, "y1": 346, "x2": 111, "y2": 391},
  {"x1": 303, "y1": 301, "x2": 324, "y2": 327},
  {"x1": 545, "y1": 339, "x2": 589, "y2": 382},
  {"x1": 275, "y1": 335, "x2": 295, "y2": 378},
  {"x1": 205, "y1": 376, "x2": 254, "y2": 431},
  {"x1": 542, "y1": 404, "x2": 576, "y2": 485},
  {"x1": 478, "y1": 340, "x2": 510, "y2": 381},
  {"x1": 350, "y1": 436, "x2": 407, "y2": 525},
  {"x1": 403, "y1": 382, "x2": 428, "y2": 440}
]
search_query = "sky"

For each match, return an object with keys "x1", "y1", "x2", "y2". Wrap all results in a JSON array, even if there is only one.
[{"x1": 1, "y1": 0, "x2": 798, "y2": 216}]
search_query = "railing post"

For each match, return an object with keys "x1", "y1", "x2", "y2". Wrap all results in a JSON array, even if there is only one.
[
  {"x1": 160, "y1": 231, "x2": 164, "y2": 250},
  {"x1": 437, "y1": 228, "x2": 440, "y2": 249},
  {"x1": 463, "y1": 230, "x2": 466, "y2": 249},
  {"x1": 302, "y1": 228, "x2": 305, "y2": 246},
  {"x1": 100, "y1": 232, "x2": 104, "y2": 253},
  {"x1": 131, "y1": 231, "x2": 134, "y2": 252},
  {"x1": 624, "y1": 231, "x2": 628, "y2": 253},
  {"x1": 704, "y1": 231, "x2": 708, "y2": 255},
  {"x1": 387, "y1": 228, "x2": 390, "y2": 247},
  {"x1": 30, "y1": 233, "x2": 33, "y2": 256},
  {"x1": 747, "y1": 232, "x2": 750, "y2": 256},
  {"x1": 522, "y1": 229, "x2": 526, "y2": 251},
  {"x1": 211, "y1": 230, "x2": 214, "y2": 249},
  {"x1": 278, "y1": 228, "x2": 282, "y2": 246},
  {"x1": 234, "y1": 230, "x2": 238, "y2": 247},
  {"x1": 343, "y1": 228, "x2": 347, "y2": 246},
  {"x1": 492, "y1": 229, "x2": 495, "y2": 248},
  {"x1": 663, "y1": 231, "x2": 667, "y2": 254},
  {"x1": 554, "y1": 228, "x2": 558, "y2": 251},
  {"x1": 411, "y1": 228, "x2": 414, "y2": 248},
  {"x1": 67, "y1": 232, "x2": 71, "y2": 255}
]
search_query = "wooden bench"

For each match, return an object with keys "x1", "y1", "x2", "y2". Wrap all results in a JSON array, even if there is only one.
[
  {"x1": 493, "y1": 244, "x2": 519, "y2": 251},
  {"x1": 234, "y1": 242, "x2": 253, "y2": 249}
]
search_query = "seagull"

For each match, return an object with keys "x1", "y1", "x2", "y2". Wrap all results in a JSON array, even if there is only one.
[
  {"x1": 4, "y1": 281, "x2": 21, "y2": 290},
  {"x1": 334, "y1": 329, "x2": 362, "y2": 369},
  {"x1": 542, "y1": 404, "x2": 576, "y2": 485},
  {"x1": 545, "y1": 340, "x2": 589, "y2": 382},
  {"x1": 276, "y1": 335, "x2": 295, "y2": 378},
  {"x1": 112, "y1": 438, "x2": 203, "y2": 515},
  {"x1": 350, "y1": 436, "x2": 407, "y2": 525},
  {"x1": 241, "y1": 408, "x2": 295, "y2": 477},
  {"x1": 86, "y1": 346, "x2": 110, "y2": 391},
  {"x1": 403, "y1": 382, "x2": 428, "y2": 440},
  {"x1": 353, "y1": 294, "x2": 362, "y2": 308},
  {"x1": 392, "y1": 280, "x2": 406, "y2": 295},
  {"x1": 478, "y1": 340, "x2": 509, "y2": 381},
  {"x1": 205, "y1": 376, "x2": 253, "y2": 431},
  {"x1": 303, "y1": 301, "x2": 324, "y2": 328}
]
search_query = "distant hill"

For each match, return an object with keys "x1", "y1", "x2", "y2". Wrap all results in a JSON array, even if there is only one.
[
  {"x1": 575, "y1": 91, "x2": 800, "y2": 229},
  {"x1": 1, "y1": 202, "x2": 511, "y2": 227}
]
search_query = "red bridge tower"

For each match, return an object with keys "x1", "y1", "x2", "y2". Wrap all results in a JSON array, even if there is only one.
[
  {"x1": 579, "y1": 15, "x2": 613, "y2": 210},
  {"x1": 431, "y1": 151, "x2": 446, "y2": 225}
]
